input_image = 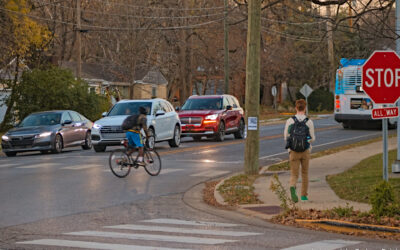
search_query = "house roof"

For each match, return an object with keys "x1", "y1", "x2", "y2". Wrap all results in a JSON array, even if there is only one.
[
  {"x1": 59, "y1": 61, "x2": 167, "y2": 85},
  {"x1": 0, "y1": 58, "x2": 29, "y2": 81}
]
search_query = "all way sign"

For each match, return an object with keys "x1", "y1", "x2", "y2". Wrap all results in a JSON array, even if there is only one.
[{"x1": 372, "y1": 107, "x2": 399, "y2": 119}]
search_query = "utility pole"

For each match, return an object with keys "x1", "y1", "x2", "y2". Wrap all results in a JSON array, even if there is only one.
[
  {"x1": 392, "y1": 0, "x2": 400, "y2": 174},
  {"x1": 244, "y1": 0, "x2": 261, "y2": 175},
  {"x1": 179, "y1": 0, "x2": 188, "y2": 101},
  {"x1": 224, "y1": 0, "x2": 229, "y2": 94},
  {"x1": 76, "y1": 0, "x2": 81, "y2": 79},
  {"x1": 326, "y1": 5, "x2": 335, "y2": 93}
]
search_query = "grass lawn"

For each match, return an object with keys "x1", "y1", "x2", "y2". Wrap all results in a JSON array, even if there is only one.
[{"x1": 327, "y1": 149, "x2": 400, "y2": 203}]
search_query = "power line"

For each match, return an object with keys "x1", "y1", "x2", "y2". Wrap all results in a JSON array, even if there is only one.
[
  {"x1": 261, "y1": 27, "x2": 322, "y2": 43},
  {"x1": 0, "y1": 7, "x2": 224, "y2": 31},
  {"x1": 261, "y1": 17, "x2": 325, "y2": 25},
  {"x1": 92, "y1": 0, "x2": 225, "y2": 11},
  {"x1": 32, "y1": 0, "x2": 228, "y2": 19}
]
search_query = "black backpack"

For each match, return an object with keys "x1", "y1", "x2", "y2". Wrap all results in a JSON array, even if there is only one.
[
  {"x1": 288, "y1": 116, "x2": 310, "y2": 152},
  {"x1": 121, "y1": 114, "x2": 139, "y2": 130}
]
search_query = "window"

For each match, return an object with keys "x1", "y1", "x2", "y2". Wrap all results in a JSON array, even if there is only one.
[
  {"x1": 152, "y1": 86, "x2": 157, "y2": 97},
  {"x1": 153, "y1": 101, "x2": 162, "y2": 115},
  {"x1": 61, "y1": 112, "x2": 72, "y2": 124},
  {"x1": 223, "y1": 97, "x2": 230, "y2": 109},
  {"x1": 160, "y1": 101, "x2": 171, "y2": 113},
  {"x1": 69, "y1": 111, "x2": 82, "y2": 122},
  {"x1": 232, "y1": 96, "x2": 240, "y2": 108},
  {"x1": 229, "y1": 96, "x2": 238, "y2": 108}
]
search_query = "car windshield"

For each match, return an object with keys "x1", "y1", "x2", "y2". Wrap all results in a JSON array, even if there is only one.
[
  {"x1": 107, "y1": 102, "x2": 152, "y2": 116},
  {"x1": 181, "y1": 98, "x2": 222, "y2": 110},
  {"x1": 19, "y1": 113, "x2": 61, "y2": 127}
]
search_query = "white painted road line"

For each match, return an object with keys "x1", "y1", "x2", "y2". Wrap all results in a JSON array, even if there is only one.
[
  {"x1": 259, "y1": 133, "x2": 381, "y2": 160},
  {"x1": 190, "y1": 170, "x2": 230, "y2": 177},
  {"x1": 105, "y1": 224, "x2": 262, "y2": 237},
  {"x1": 65, "y1": 231, "x2": 237, "y2": 245},
  {"x1": 62, "y1": 164, "x2": 102, "y2": 170},
  {"x1": 17, "y1": 239, "x2": 190, "y2": 250},
  {"x1": 281, "y1": 239, "x2": 361, "y2": 250},
  {"x1": 141, "y1": 218, "x2": 242, "y2": 227}
]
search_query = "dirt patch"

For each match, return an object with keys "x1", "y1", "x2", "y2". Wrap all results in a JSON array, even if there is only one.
[
  {"x1": 203, "y1": 180, "x2": 232, "y2": 210},
  {"x1": 270, "y1": 209, "x2": 400, "y2": 240}
]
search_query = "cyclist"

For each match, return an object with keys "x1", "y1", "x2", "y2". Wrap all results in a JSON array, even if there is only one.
[{"x1": 126, "y1": 106, "x2": 149, "y2": 166}]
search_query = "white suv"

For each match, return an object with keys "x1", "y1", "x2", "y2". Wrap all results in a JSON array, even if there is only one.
[{"x1": 91, "y1": 99, "x2": 181, "y2": 152}]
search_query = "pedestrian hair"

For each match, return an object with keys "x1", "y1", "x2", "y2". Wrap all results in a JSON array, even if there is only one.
[{"x1": 295, "y1": 99, "x2": 306, "y2": 112}]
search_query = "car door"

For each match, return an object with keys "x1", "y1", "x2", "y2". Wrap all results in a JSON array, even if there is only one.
[
  {"x1": 160, "y1": 100, "x2": 175, "y2": 139},
  {"x1": 228, "y1": 96, "x2": 240, "y2": 129},
  {"x1": 59, "y1": 112, "x2": 74, "y2": 146},
  {"x1": 69, "y1": 111, "x2": 85, "y2": 145},
  {"x1": 152, "y1": 101, "x2": 168, "y2": 141},
  {"x1": 222, "y1": 97, "x2": 235, "y2": 130}
]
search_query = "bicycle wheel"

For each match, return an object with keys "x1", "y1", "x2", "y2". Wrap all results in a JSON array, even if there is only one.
[
  {"x1": 144, "y1": 150, "x2": 161, "y2": 176},
  {"x1": 109, "y1": 149, "x2": 132, "y2": 178}
]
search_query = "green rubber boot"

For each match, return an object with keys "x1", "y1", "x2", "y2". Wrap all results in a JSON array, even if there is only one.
[
  {"x1": 290, "y1": 186, "x2": 298, "y2": 203},
  {"x1": 301, "y1": 196, "x2": 308, "y2": 201}
]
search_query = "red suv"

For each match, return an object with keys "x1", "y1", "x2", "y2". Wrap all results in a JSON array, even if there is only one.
[{"x1": 178, "y1": 95, "x2": 245, "y2": 141}]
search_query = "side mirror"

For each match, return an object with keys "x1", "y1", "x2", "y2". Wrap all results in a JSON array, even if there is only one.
[
  {"x1": 62, "y1": 120, "x2": 72, "y2": 126},
  {"x1": 175, "y1": 106, "x2": 180, "y2": 112},
  {"x1": 226, "y1": 105, "x2": 233, "y2": 111},
  {"x1": 101, "y1": 112, "x2": 108, "y2": 117},
  {"x1": 156, "y1": 110, "x2": 165, "y2": 117}
]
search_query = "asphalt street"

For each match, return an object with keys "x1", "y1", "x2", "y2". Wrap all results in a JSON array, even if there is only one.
[{"x1": 0, "y1": 115, "x2": 398, "y2": 249}]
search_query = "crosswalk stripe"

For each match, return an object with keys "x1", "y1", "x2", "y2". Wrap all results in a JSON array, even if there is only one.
[
  {"x1": 105, "y1": 224, "x2": 262, "y2": 236},
  {"x1": 190, "y1": 170, "x2": 229, "y2": 177},
  {"x1": 17, "y1": 163, "x2": 61, "y2": 169},
  {"x1": 62, "y1": 164, "x2": 101, "y2": 170},
  {"x1": 65, "y1": 231, "x2": 237, "y2": 245},
  {"x1": 281, "y1": 240, "x2": 361, "y2": 250},
  {"x1": 0, "y1": 163, "x2": 20, "y2": 168},
  {"x1": 141, "y1": 218, "x2": 242, "y2": 227},
  {"x1": 17, "y1": 239, "x2": 189, "y2": 250},
  {"x1": 160, "y1": 169, "x2": 184, "y2": 174}
]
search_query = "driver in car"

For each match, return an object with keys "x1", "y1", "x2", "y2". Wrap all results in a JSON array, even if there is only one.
[{"x1": 126, "y1": 106, "x2": 150, "y2": 166}]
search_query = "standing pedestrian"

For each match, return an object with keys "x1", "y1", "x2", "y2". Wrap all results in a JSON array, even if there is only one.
[{"x1": 284, "y1": 99, "x2": 315, "y2": 202}]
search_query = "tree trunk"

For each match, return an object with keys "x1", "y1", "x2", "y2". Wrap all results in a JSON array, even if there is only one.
[{"x1": 0, "y1": 56, "x2": 19, "y2": 131}]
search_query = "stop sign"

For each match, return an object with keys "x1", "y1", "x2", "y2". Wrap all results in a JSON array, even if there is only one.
[{"x1": 362, "y1": 51, "x2": 400, "y2": 104}]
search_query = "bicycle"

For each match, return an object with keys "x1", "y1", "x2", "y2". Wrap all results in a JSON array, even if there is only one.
[{"x1": 109, "y1": 139, "x2": 161, "y2": 178}]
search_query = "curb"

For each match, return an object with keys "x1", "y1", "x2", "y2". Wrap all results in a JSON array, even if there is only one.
[{"x1": 296, "y1": 219, "x2": 400, "y2": 233}]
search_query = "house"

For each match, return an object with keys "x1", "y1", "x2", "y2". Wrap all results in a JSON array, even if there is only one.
[
  {"x1": 0, "y1": 59, "x2": 29, "y2": 123},
  {"x1": 59, "y1": 61, "x2": 168, "y2": 101}
]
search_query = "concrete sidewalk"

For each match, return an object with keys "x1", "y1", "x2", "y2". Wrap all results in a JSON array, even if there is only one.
[{"x1": 244, "y1": 136, "x2": 398, "y2": 215}]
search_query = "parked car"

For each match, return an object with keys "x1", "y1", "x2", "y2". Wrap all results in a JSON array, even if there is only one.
[
  {"x1": 178, "y1": 95, "x2": 245, "y2": 141},
  {"x1": 91, "y1": 99, "x2": 181, "y2": 152},
  {"x1": 1, "y1": 110, "x2": 93, "y2": 157}
]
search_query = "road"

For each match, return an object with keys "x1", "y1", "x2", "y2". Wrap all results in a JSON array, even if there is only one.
[{"x1": 0, "y1": 115, "x2": 398, "y2": 249}]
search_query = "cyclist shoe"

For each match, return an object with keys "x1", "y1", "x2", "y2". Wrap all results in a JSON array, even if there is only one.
[
  {"x1": 301, "y1": 196, "x2": 308, "y2": 201},
  {"x1": 136, "y1": 161, "x2": 146, "y2": 167},
  {"x1": 290, "y1": 186, "x2": 298, "y2": 203}
]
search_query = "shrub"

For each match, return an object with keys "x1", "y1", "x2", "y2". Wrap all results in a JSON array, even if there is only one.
[
  {"x1": 332, "y1": 203, "x2": 354, "y2": 217},
  {"x1": 14, "y1": 66, "x2": 110, "y2": 122},
  {"x1": 370, "y1": 181, "x2": 400, "y2": 217}
]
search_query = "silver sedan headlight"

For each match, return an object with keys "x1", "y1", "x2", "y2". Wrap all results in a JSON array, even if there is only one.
[{"x1": 93, "y1": 123, "x2": 102, "y2": 129}]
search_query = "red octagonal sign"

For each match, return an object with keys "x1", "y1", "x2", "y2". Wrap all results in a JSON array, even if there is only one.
[{"x1": 362, "y1": 51, "x2": 400, "y2": 104}]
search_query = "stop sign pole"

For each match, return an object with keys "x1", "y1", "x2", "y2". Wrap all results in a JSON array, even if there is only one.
[{"x1": 362, "y1": 50, "x2": 400, "y2": 181}]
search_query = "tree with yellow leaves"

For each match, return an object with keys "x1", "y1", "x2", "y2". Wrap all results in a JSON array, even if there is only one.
[{"x1": 0, "y1": 0, "x2": 51, "y2": 130}]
